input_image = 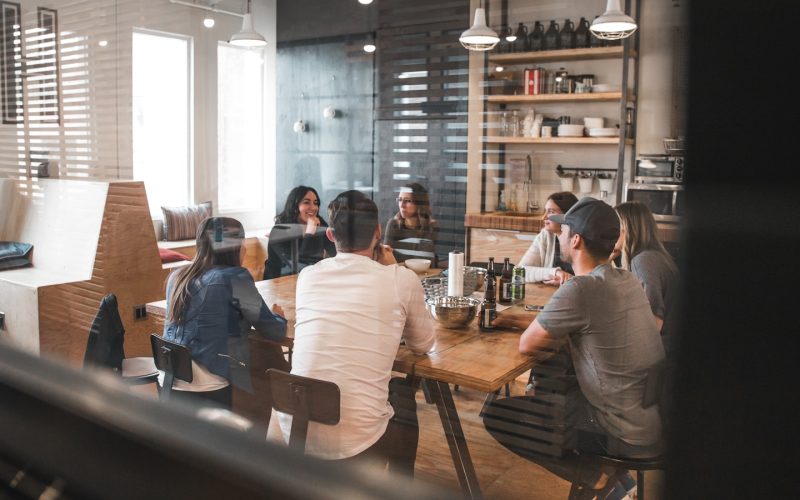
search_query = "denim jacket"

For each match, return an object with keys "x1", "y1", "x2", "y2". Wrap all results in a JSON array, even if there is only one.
[{"x1": 164, "y1": 266, "x2": 287, "y2": 388}]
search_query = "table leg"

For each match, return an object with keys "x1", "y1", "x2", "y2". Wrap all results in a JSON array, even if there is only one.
[{"x1": 427, "y1": 380, "x2": 483, "y2": 499}]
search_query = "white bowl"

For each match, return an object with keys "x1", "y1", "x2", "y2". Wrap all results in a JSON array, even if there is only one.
[
  {"x1": 405, "y1": 258, "x2": 432, "y2": 273},
  {"x1": 591, "y1": 83, "x2": 620, "y2": 93},
  {"x1": 587, "y1": 127, "x2": 619, "y2": 137},
  {"x1": 558, "y1": 124, "x2": 585, "y2": 137},
  {"x1": 583, "y1": 117, "x2": 604, "y2": 129}
]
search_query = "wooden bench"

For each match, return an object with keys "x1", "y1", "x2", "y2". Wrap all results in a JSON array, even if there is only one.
[{"x1": 0, "y1": 178, "x2": 168, "y2": 365}]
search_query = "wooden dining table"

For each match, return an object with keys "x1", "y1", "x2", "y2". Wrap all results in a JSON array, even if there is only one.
[{"x1": 146, "y1": 270, "x2": 557, "y2": 499}]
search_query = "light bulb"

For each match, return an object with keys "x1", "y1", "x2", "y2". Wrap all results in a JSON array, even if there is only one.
[
  {"x1": 363, "y1": 43, "x2": 376, "y2": 53},
  {"x1": 203, "y1": 17, "x2": 215, "y2": 28},
  {"x1": 98, "y1": 40, "x2": 108, "y2": 47},
  {"x1": 358, "y1": 0, "x2": 373, "y2": 4}
]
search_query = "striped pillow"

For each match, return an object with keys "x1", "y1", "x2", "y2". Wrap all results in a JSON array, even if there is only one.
[{"x1": 161, "y1": 201, "x2": 213, "y2": 241}]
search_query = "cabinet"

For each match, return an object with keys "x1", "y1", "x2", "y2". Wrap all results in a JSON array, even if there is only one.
[{"x1": 480, "y1": 45, "x2": 639, "y2": 209}]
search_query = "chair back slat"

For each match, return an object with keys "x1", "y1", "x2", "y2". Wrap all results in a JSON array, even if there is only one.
[
  {"x1": 150, "y1": 334, "x2": 193, "y2": 384},
  {"x1": 266, "y1": 369, "x2": 340, "y2": 453}
]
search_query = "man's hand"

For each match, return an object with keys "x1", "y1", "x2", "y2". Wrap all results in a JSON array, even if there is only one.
[
  {"x1": 493, "y1": 310, "x2": 536, "y2": 330},
  {"x1": 271, "y1": 303, "x2": 285, "y2": 318},
  {"x1": 374, "y1": 244, "x2": 397, "y2": 265}
]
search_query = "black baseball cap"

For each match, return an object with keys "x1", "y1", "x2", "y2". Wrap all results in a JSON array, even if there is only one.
[{"x1": 548, "y1": 197, "x2": 620, "y2": 243}]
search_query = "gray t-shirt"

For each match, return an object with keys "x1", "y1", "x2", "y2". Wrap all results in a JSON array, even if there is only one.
[
  {"x1": 631, "y1": 249, "x2": 679, "y2": 352},
  {"x1": 537, "y1": 263, "x2": 665, "y2": 446}
]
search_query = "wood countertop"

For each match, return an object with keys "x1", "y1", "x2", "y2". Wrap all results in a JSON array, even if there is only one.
[{"x1": 466, "y1": 211, "x2": 682, "y2": 243}]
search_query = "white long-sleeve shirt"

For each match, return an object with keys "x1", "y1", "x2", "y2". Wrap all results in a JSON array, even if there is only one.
[
  {"x1": 277, "y1": 252, "x2": 436, "y2": 459},
  {"x1": 518, "y1": 230, "x2": 560, "y2": 282}
]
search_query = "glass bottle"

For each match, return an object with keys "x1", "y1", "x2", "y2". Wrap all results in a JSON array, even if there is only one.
[
  {"x1": 479, "y1": 260, "x2": 497, "y2": 330},
  {"x1": 528, "y1": 21, "x2": 544, "y2": 51},
  {"x1": 558, "y1": 18, "x2": 575, "y2": 50},
  {"x1": 574, "y1": 17, "x2": 591, "y2": 48},
  {"x1": 512, "y1": 22, "x2": 529, "y2": 52},
  {"x1": 498, "y1": 257, "x2": 513, "y2": 304},
  {"x1": 500, "y1": 111, "x2": 510, "y2": 136},
  {"x1": 510, "y1": 109, "x2": 520, "y2": 137},
  {"x1": 544, "y1": 20, "x2": 560, "y2": 51}
]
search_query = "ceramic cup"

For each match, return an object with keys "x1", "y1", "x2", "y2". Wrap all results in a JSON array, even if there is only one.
[
  {"x1": 541, "y1": 126, "x2": 552, "y2": 138},
  {"x1": 578, "y1": 177, "x2": 594, "y2": 193}
]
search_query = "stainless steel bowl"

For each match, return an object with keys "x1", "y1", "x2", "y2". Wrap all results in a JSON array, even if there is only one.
[{"x1": 426, "y1": 296, "x2": 481, "y2": 328}]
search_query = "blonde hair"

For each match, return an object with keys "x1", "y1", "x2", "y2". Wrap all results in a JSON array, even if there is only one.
[{"x1": 615, "y1": 201, "x2": 677, "y2": 274}]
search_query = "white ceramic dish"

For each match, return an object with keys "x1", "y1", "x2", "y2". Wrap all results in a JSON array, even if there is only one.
[
  {"x1": 405, "y1": 258, "x2": 432, "y2": 273},
  {"x1": 587, "y1": 127, "x2": 619, "y2": 137},
  {"x1": 557, "y1": 124, "x2": 585, "y2": 137},
  {"x1": 591, "y1": 83, "x2": 620, "y2": 93},
  {"x1": 583, "y1": 117, "x2": 604, "y2": 129}
]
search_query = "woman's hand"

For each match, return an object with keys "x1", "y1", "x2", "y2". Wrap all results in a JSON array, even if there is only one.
[
  {"x1": 374, "y1": 244, "x2": 397, "y2": 265},
  {"x1": 271, "y1": 303, "x2": 285, "y2": 318},
  {"x1": 305, "y1": 215, "x2": 320, "y2": 235},
  {"x1": 543, "y1": 268, "x2": 573, "y2": 287}
]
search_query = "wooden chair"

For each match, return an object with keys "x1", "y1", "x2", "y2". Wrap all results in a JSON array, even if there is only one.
[
  {"x1": 83, "y1": 293, "x2": 158, "y2": 385},
  {"x1": 568, "y1": 359, "x2": 672, "y2": 500},
  {"x1": 266, "y1": 369, "x2": 340, "y2": 452},
  {"x1": 150, "y1": 334, "x2": 193, "y2": 401}
]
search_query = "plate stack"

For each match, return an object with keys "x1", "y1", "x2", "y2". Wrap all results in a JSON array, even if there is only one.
[
  {"x1": 587, "y1": 127, "x2": 619, "y2": 138},
  {"x1": 557, "y1": 124, "x2": 585, "y2": 137}
]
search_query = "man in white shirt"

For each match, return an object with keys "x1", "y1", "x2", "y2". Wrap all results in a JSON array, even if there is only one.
[{"x1": 277, "y1": 190, "x2": 436, "y2": 476}]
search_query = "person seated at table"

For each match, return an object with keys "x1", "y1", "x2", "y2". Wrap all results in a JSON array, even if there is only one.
[
  {"x1": 614, "y1": 201, "x2": 680, "y2": 354},
  {"x1": 518, "y1": 191, "x2": 578, "y2": 285},
  {"x1": 163, "y1": 216, "x2": 287, "y2": 409},
  {"x1": 276, "y1": 190, "x2": 435, "y2": 476},
  {"x1": 494, "y1": 197, "x2": 665, "y2": 498},
  {"x1": 383, "y1": 182, "x2": 438, "y2": 265},
  {"x1": 263, "y1": 185, "x2": 336, "y2": 280}
]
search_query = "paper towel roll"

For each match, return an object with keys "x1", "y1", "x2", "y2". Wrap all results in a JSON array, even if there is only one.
[{"x1": 448, "y1": 251, "x2": 464, "y2": 297}]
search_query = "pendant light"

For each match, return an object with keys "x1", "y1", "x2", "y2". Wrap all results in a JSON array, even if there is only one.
[
  {"x1": 230, "y1": 0, "x2": 266, "y2": 47},
  {"x1": 590, "y1": 0, "x2": 637, "y2": 40},
  {"x1": 459, "y1": 1, "x2": 499, "y2": 51}
]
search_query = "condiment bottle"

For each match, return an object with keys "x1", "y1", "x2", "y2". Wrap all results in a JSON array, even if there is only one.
[
  {"x1": 544, "y1": 20, "x2": 560, "y2": 51},
  {"x1": 558, "y1": 18, "x2": 575, "y2": 50},
  {"x1": 528, "y1": 21, "x2": 544, "y2": 51},
  {"x1": 479, "y1": 259, "x2": 498, "y2": 330},
  {"x1": 498, "y1": 257, "x2": 513, "y2": 304}
]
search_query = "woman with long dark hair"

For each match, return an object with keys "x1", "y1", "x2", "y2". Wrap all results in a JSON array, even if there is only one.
[
  {"x1": 383, "y1": 182, "x2": 438, "y2": 264},
  {"x1": 518, "y1": 191, "x2": 579, "y2": 285},
  {"x1": 164, "y1": 216, "x2": 287, "y2": 408},
  {"x1": 263, "y1": 186, "x2": 336, "y2": 279}
]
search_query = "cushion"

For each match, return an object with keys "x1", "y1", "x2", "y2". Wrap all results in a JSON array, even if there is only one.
[
  {"x1": 0, "y1": 241, "x2": 34, "y2": 271},
  {"x1": 161, "y1": 201, "x2": 212, "y2": 241},
  {"x1": 159, "y1": 247, "x2": 191, "y2": 264}
]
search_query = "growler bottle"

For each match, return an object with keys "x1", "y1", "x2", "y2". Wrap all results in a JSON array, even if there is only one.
[
  {"x1": 558, "y1": 19, "x2": 575, "y2": 50},
  {"x1": 574, "y1": 17, "x2": 591, "y2": 48},
  {"x1": 498, "y1": 257, "x2": 513, "y2": 304},
  {"x1": 543, "y1": 20, "x2": 560, "y2": 51},
  {"x1": 479, "y1": 264, "x2": 497, "y2": 330},
  {"x1": 528, "y1": 21, "x2": 544, "y2": 51},
  {"x1": 511, "y1": 22, "x2": 529, "y2": 52}
]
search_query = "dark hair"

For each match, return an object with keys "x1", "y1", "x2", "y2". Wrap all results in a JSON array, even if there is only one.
[
  {"x1": 395, "y1": 182, "x2": 434, "y2": 230},
  {"x1": 327, "y1": 190, "x2": 378, "y2": 252},
  {"x1": 548, "y1": 191, "x2": 579, "y2": 213},
  {"x1": 566, "y1": 227, "x2": 616, "y2": 261},
  {"x1": 275, "y1": 185, "x2": 327, "y2": 226},
  {"x1": 615, "y1": 201, "x2": 678, "y2": 273},
  {"x1": 167, "y1": 217, "x2": 245, "y2": 325}
]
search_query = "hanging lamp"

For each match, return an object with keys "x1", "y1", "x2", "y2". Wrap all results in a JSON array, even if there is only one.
[
  {"x1": 230, "y1": 0, "x2": 267, "y2": 47},
  {"x1": 590, "y1": 0, "x2": 637, "y2": 40},
  {"x1": 459, "y1": 1, "x2": 499, "y2": 51}
]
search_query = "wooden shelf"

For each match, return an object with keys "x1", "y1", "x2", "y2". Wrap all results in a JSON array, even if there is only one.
[
  {"x1": 488, "y1": 46, "x2": 635, "y2": 65},
  {"x1": 484, "y1": 136, "x2": 632, "y2": 145},
  {"x1": 486, "y1": 92, "x2": 633, "y2": 104}
]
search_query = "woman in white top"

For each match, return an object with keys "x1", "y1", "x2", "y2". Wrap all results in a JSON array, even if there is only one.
[{"x1": 518, "y1": 191, "x2": 578, "y2": 284}]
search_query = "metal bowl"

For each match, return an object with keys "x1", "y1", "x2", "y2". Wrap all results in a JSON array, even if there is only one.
[{"x1": 426, "y1": 296, "x2": 481, "y2": 328}]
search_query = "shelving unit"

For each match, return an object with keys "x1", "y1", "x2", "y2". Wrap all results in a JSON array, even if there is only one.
[{"x1": 480, "y1": 40, "x2": 640, "y2": 209}]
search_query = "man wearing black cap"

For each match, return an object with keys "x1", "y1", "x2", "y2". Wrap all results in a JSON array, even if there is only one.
[{"x1": 495, "y1": 197, "x2": 665, "y2": 496}]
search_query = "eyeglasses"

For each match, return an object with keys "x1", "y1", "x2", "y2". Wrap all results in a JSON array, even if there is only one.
[{"x1": 397, "y1": 198, "x2": 415, "y2": 205}]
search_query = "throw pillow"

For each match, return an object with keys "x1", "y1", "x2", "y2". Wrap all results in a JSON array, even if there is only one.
[
  {"x1": 0, "y1": 241, "x2": 34, "y2": 271},
  {"x1": 158, "y1": 247, "x2": 191, "y2": 264},
  {"x1": 161, "y1": 201, "x2": 213, "y2": 241}
]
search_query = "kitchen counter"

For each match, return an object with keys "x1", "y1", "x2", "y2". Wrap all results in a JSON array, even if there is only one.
[{"x1": 465, "y1": 212, "x2": 681, "y2": 243}]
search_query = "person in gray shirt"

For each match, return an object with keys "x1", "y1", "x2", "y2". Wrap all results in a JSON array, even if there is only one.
[
  {"x1": 495, "y1": 197, "x2": 665, "y2": 496},
  {"x1": 614, "y1": 201, "x2": 680, "y2": 355}
]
